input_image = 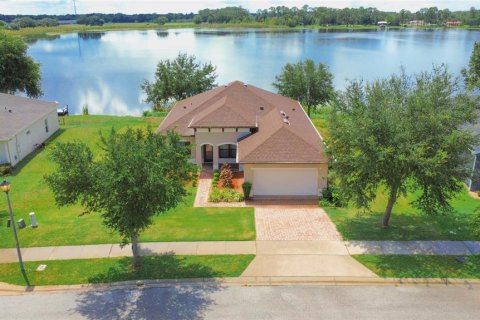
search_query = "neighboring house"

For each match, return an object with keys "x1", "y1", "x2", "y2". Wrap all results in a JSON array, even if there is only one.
[
  {"x1": 445, "y1": 20, "x2": 461, "y2": 26},
  {"x1": 157, "y1": 81, "x2": 328, "y2": 198},
  {"x1": 0, "y1": 93, "x2": 59, "y2": 167}
]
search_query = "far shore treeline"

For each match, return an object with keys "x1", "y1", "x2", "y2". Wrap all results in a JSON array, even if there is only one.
[{"x1": 1, "y1": 5, "x2": 480, "y2": 29}]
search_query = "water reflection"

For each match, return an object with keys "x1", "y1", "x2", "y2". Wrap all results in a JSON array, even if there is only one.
[
  {"x1": 78, "y1": 32, "x2": 105, "y2": 40},
  {"x1": 26, "y1": 28, "x2": 480, "y2": 115}
]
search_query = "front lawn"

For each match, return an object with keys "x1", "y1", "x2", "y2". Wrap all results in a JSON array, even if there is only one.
[
  {"x1": 0, "y1": 116, "x2": 255, "y2": 248},
  {"x1": 324, "y1": 187, "x2": 480, "y2": 241},
  {"x1": 354, "y1": 255, "x2": 480, "y2": 279},
  {"x1": 0, "y1": 254, "x2": 255, "y2": 286}
]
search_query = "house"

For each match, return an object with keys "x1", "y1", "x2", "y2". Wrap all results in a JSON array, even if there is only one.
[
  {"x1": 157, "y1": 81, "x2": 328, "y2": 198},
  {"x1": 445, "y1": 20, "x2": 461, "y2": 26},
  {"x1": 0, "y1": 93, "x2": 59, "y2": 167},
  {"x1": 377, "y1": 21, "x2": 388, "y2": 26},
  {"x1": 408, "y1": 20, "x2": 425, "y2": 26}
]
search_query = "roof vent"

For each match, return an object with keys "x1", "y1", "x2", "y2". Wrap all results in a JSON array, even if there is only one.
[
  {"x1": 244, "y1": 83, "x2": 247, "y2": 87},
  {"x1": 280, "y1": 110, "x2": 286, "y2": 116},
  {"x1": 282, "y1": 118, "x2": 290, "y2": 125},
  {"x1": 259, "y1": 106, "x2": 264, "y2": 110},
  {"x1": 183, "y1": 106, "x2": 187, "y2": 109},
  {"x1": 8, "y1": 109, "x2": 12, "y2": 113},
  {"x1": 292, "y1": 108, "x2": 295, "y2": 111}
]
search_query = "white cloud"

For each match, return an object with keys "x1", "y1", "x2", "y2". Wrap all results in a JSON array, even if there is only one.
[{"x1": 0, "y1": 0, "x2": 478, "y2": 15}]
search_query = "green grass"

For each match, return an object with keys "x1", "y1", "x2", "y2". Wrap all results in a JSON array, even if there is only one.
[
  {"x1": 324, "y1": 187, "x2": 480, "y2": 241},
  {"x1": 0, "y1": 254, "x2": 255, "y2": 286},
  {"x1": 0, "y1": 115, "x2": 255, "y2": 248},
  {"x1": 354, "y1": 255, "x2": 480, "y2": 279}
]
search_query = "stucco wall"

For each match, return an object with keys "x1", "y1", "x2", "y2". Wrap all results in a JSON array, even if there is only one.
[
  {"x1": 243, "y1": 163, "x2": 328, "y2": 195},
  {"x1": 3, "y1": 110, "x2": 59, "y2": 166},
  {"x1": 0, "y1": 142, "x2": 9, "y2": 164}
]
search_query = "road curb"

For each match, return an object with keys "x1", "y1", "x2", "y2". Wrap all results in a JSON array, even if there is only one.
[{"x1": 1, "y1": 276, "x2": 479, "y2": 295}]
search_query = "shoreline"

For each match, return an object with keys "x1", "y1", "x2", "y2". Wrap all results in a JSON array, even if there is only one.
[{"x1": 3, "y1": 22, "x2": 479, "y2": 40}]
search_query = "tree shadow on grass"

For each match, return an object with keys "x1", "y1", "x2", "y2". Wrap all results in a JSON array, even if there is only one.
[{"x1": 73, "y1": 253, "x2": 223, "y2": 319}]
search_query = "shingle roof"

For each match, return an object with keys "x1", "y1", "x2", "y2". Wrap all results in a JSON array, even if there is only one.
[
  {"x1": 157, "y1": 81, "x2": 327, "y2": 164},
  {"x1": 0, "y1": 93, "x2": 58, "y2": 141}
]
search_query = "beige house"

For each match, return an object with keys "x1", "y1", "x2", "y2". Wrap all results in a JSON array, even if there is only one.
[
  {"x1": 0, "y1": 93, "x2": 59, "y2": 166},
  {"x1": 157, "y1": 81, "x2": 328, "y2": 198}
]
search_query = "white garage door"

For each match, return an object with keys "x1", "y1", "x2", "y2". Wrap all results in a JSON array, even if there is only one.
[{"x1": 252, "y1": 168, "x2": 318, "y2": 196}]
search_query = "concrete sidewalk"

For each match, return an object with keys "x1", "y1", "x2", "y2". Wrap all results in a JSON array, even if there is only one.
[{"x1": 0, "y1": 240, "x2": 479, "y2": 264}]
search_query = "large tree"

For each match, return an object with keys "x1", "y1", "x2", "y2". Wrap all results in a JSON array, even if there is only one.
[
  {"x1": 0, "y1": 33, "x2": 42, "y2": 97},
  {"x1": 141, "y1": 53, "x2": 217, "y2": 110},
  {"x1": 273, "y1": 59, "x2": 335, "y2": 116},
  {"x1": 45, "y1": 128, "x2": 193, "y2": 267},
  {"x1": 328, "y1": 66, "x2": 478, "y2": 227},
  {"x1": 462, "y1": 41, "x2": 480, "y2": 91}
]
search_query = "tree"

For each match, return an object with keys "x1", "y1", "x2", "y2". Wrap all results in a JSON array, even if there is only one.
[
  {"x1": 219, "y1": 163, "x2": 233, "y2": 188},
  {"x1": 273, "y1": 59, "x2": 335, "y2": 116},
  {"x1": 155, "y1": 16, "x2": 168, "y2": 25},
  {"x1": 141, "y1": 53, "x2": 217, "y2": 110},
  {"x1": 328, "y1": 66, "x2": 478, "y2": 227},
  {"x1": 462, "y1": 41, "x2": 480, "y2": 91},
  {"x1": 45, "y1": 128, "x2": 193, "y2": 267},
  {"x1": 0, "y1": 33, "x2": 42, "y2": 97}
]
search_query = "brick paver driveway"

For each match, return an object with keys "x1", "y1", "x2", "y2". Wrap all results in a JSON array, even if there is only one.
[{"x1": 254, "y1": 201, "x2": 342, "y2": 241}]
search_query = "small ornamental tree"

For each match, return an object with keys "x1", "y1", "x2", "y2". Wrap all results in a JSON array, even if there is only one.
[
  {"x1": 45, "y1": 128, "x2": 193, "y2": 267},
  {"x1": 328, "y1": 65, "x2": 479, "y2": 227},
  {"x1": 219, "y1": 163, "x2": 233, "y2": 188}
]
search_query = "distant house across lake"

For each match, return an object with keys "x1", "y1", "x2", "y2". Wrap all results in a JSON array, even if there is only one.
[{"x1": 0, "y1": 94, "x2": 59, "y2": 167}]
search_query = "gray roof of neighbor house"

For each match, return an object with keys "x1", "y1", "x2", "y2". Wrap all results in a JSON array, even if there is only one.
[
  {"x1": 157, "y1": 81, "x2": 327, "y2": 163},
  {"x1": 0, "y1": 93, "x2": 58, "y2": 141}
]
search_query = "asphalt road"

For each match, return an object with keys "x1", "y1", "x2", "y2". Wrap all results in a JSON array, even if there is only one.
[{"x1": 0, "y1": 284, "x2": 479, "y2": 320}]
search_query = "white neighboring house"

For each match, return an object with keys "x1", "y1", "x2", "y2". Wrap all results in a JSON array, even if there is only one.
[{"x1": 0, "y1": 93, "x2": 59, "y2": 167}]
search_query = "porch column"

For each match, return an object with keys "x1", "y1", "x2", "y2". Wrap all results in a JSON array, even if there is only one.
[
  {"x1": 195, "y1": 144, "x2": 202, "y2": 166},
  {"x1": 213, "y1": 144, "x2": 219, "y2": 170}
]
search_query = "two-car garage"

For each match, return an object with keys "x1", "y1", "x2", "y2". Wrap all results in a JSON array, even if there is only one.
[{"x1": 243, "y1": 165, "x2": 327, "y2": 198}]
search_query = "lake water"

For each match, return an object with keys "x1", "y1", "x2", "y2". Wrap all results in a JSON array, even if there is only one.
[{"x1": 27, "y1": 28, "x2": 480, "y2": 115}]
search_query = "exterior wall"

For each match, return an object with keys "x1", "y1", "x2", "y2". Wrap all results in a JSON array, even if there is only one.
[
  {"x1": 243, "y1": 163, "x2": 328, "y2": 196},
  {"x1": 0, "y1": 142, "x2": 9, "y2": 164},
  {"x1": 194, "y1": 130, "x2": 250, "y2": 169},
  {"x1": 2, "y1": 110, "x2": 59, "y2": 166}
]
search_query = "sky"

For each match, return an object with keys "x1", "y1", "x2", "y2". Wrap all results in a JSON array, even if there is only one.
[{"x1": 0, "y1": 0, "x2": 478, "y2": 15}]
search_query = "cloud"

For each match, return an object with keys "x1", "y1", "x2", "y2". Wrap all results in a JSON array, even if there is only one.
[{"x1": 0, "y1": 0, "x2": 478, "y2": 15}]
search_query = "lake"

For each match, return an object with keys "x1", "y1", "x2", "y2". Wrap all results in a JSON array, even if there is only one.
[{"x1": 27, "y1": 28, "x2": 480, "y2": 115}]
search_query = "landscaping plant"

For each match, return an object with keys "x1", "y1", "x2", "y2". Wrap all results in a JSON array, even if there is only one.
[
  {"x1": 242, "y1": 182, "x2": 252, "y2": 199},
  {"x1": 219, "y1": 163, "x2": 233, "y2": 188}
]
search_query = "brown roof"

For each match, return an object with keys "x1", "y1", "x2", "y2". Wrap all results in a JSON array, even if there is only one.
[
  {"x1": 0, "y1": 93, "x2": 58, "y2": 141},
  {"x1": 157, "y1": 81, "x2": 327, "y2": 163}
]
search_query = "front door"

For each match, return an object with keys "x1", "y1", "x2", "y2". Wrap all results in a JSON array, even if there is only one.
[{"x1": 203, "y1": 145, "x2": 213, "y2": 163}]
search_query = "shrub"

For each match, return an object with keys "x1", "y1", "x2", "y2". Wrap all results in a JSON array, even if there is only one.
[
  {"x1": 219, "y1": 163, "x2": 233, "y2": 188},
  {"x1": 242, "y1": 182, "x2": 252, "y2": 199},
  {"x1": 209, "y1": 188, "x2": 244, "y2": 202},
  {"x1": 0, "y1": 163, "x2": 12, "y2": 176},
  {"x1": 320, "y1": 184, "x2": 344, "y2": 207}
]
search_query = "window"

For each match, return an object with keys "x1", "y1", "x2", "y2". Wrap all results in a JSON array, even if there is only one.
[
  {"x1": 44, "y1": 119, "x2": 49, "y2": 133},
  {"x1": 219, "y1": 144, "x2": 236, "y2": 159},
  {"x1": 177, "y1": 141, "x2": 191, "y2": 147}
]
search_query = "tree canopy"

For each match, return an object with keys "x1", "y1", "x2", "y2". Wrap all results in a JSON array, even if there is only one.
[
  {"x1": 0, "y1": 33, "x2": 42, "y2": 97},
  {"x1": 273, "y1": 59, "x2": 335, "y2": 116},
  {"x1": 141, "y1": 53, "x2": 217, "y2": 110},
  {"x1": 45, "y1": 128, "x2": 193, "y2": 267},
  {"x1": 463, "y1": 41, "x2": 480, "y2": 91},
  {"x1": 327, "y1": 66, "x2": 478, "y2": 227}
]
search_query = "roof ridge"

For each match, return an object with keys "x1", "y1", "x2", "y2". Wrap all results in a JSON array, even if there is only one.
[{"x1": 283, "y1": 123, "x2": 320, "y2": 150}]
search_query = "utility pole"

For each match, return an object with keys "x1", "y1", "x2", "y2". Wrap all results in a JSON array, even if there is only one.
[{"x1": 73, "y1": 0, "x2": 77, "y2": 16}]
